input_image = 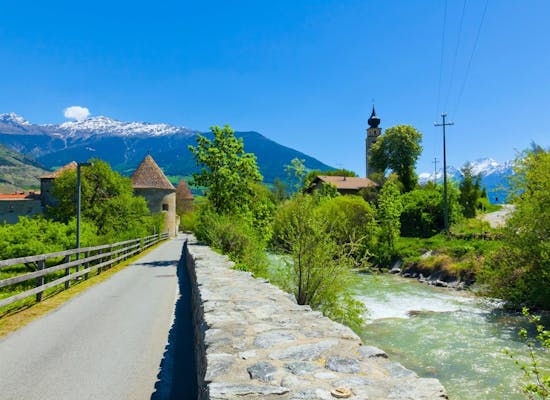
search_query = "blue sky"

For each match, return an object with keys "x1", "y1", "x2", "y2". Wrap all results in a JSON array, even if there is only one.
[{"x1": 1, "y1": 1, "x2": 549, "y2": 175}]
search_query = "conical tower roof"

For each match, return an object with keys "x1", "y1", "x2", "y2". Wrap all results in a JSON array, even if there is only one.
[
  {"x1": 176, "y1": 179, "x2": 194, "y2": 200},
  {"x1": 40, "y1": 161, "x2": 78, "y2": 179},
  {"x1": 131, "y1": 155, "x2": 175, "y2": 190}
]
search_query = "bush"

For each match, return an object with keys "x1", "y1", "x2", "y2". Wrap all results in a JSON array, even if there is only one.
[
  {"x1": 194, "y1": 205, "x2": 268, "y2": 276},
  {"x1": 270, "y1": 194, "x2": 365, "y2": 330}
]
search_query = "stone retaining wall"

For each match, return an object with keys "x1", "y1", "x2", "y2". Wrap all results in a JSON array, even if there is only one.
[{"x1": 184, "y1": 236, "x2": 448, "y2": 400}]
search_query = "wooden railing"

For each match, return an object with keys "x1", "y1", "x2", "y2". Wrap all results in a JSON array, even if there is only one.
[{"x1": 0, "y1": 233, "x2": 169, "y2": 308}]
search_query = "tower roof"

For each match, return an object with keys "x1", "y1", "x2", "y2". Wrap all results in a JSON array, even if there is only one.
[
  {"x1": 176, "y1": 179, "x2": 194, "y2": 200},
  {"x1": 40, "y1": 161, "x2": 78, "y2": 179},
  {"x1": 368, "y1": 106, "x2": 381, "y2": 129},
  {"x1": 131, "y1": 155, "x2": 175, "y2": 190}
]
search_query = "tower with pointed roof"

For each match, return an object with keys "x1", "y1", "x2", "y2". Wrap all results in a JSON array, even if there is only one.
[
  {"x1": 131, "y1": 155, "x2": 178, "y2": 236},
  {"x1": 366, "y1": 106, "x2": 382, "y2": 178}
]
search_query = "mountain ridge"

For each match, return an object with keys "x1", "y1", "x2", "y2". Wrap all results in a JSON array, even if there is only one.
[{"x1": 0, "y1": 113, "x2": 334, "y2": 185}]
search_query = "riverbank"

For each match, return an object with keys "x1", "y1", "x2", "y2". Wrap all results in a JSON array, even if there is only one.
[{"x1": 185, "y1": 235, "x2": 448, "y2": 399}]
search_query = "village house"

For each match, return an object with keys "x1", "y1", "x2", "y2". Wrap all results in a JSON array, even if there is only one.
[{"x1": 0, "y1": 155, "x2": 182, "y2": 237}]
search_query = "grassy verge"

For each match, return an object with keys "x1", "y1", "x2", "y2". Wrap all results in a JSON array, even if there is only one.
[
  {"x1": 395, "y1": 219, "x2": 504, "y2": 281},
  {"x1": 0, "y1": 240, "x2": 167, "y2": 338}
]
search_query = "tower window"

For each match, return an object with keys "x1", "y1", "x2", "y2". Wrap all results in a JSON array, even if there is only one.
[{"x1": 162, "y1": 203, "x2": 169, "y2": 211}]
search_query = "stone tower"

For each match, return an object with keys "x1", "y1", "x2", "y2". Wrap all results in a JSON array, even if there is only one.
[
  {"x1": 131, "y1": 155, "x2": 178, "y2": 237},
  {"x1": 365, "y1": 106, "x2": 381, "y2": 178}
]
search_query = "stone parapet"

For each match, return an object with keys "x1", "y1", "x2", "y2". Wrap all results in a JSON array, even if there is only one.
[{"x1": 184, "y1": 236, "x2": 448, "y2": 400}]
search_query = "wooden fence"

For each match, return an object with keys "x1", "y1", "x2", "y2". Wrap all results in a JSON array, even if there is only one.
[{"x1": 0, "y1": 233, "x2": 169, "y2": 308}]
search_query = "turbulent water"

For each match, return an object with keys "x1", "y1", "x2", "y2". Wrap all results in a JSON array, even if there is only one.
[{"x1": 355, "y1": 274, "x2": 549, "y2": 400}]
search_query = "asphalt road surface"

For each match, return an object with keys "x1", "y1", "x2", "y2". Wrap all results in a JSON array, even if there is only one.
[{"x1": 0, "y1": 236, "x2": 185, "y2": 400}]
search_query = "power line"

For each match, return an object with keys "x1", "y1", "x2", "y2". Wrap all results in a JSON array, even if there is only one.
[
  {"x1": 435, "y1": 0, "x2": 448, "y2": 117},
  {"x1": 453, "y1": 0, "x2": 489, "y2": 116},
  {"x1": 443, "y1": 0, "x2": 468, "y2": 112}
]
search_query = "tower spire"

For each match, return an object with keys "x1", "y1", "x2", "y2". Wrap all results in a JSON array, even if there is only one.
[{"x1": 365, "y1": 105, "x2": 382, "y2": 178}]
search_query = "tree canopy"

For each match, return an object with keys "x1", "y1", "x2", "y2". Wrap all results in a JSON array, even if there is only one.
[
  {"x1": 46, "y1": 159, "x2": 157, "y2": 240},
  {"x1": 189, "y1": 125, "x2": 263, "y2": 215},
  {"x1": 458, "y1": 162, "x2": 482, "y2": 218},
  {"x1": 369, "y1": 125, "x2": 422, "y2": 192}
]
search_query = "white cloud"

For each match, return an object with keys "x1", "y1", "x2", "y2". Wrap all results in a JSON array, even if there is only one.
[{"x1": 64, "y1": 106, "x2": 90, "y2": 122}]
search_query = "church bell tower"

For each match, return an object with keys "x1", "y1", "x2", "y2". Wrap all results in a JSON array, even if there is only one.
[{"x1": 366, "y1": 106, "x2": 381, "y2": 178}]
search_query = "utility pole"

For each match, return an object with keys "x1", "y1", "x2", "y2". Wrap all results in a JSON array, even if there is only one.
[
  {"x1": 432, "y1": 157, "x2": 439, "y2": 185},
  {"x1": 434, "y1": 113, "x2": 454, "y2": 232},
  {"x1": 76, "y1": 162, "x2": 93, "y2": 250}
]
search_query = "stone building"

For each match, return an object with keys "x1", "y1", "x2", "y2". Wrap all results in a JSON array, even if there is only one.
[
  {"x1": 40, "y1": 161, "x2": 77, "y2": 208},
  {"x1": 0, "y1": 192, "x2": 42, "y2": 224},
  {"x1": 175, "y1": 178, "x2": 194, "y2": 215},
  {"x1": 131, "y1": 155, "x2": 178, "y2": 237},
  {"x1": 365, "y1": 106, "x2": 382, "y2": 178}
]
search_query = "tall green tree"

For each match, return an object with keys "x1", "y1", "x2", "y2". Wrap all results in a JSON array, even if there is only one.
[
  {"x1": 482, "y1": 149, "x2": 550, "y2": 308},
  {"x1": 47, "y1": 159, "x2": 155, "y2": 240},
  {"x1": 376, "y1": 180, "x2": 402, "y2": 263},
  {"x1": 369, "y1": 125, "x2": 423, "y2": 192},
  {"x1": 458, "y1": 162, "x2": 482, "y2": 218},
  {"x1": 189, "y1": 125, "x2": 263, "y2": 215},
  {"x1": 271, "y1": 194, "x2": 365, "y2": 330}
]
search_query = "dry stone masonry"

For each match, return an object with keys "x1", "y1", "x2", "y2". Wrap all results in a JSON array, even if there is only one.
[{"x1": 184, "y1": 236, "x2": 448, "y2": 400}]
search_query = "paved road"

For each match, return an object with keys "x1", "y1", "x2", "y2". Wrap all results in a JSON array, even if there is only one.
[
  {"x1": 0, "y1": 236, "x2": 184, "y2": 400},
  {"x1": 478, "y1": 204, "x2": 515, "y2": 228}
]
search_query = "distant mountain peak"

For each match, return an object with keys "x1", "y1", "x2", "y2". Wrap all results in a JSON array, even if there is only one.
[{"x1": 0, "y1": 112, "x2": 31, "y2": 126}]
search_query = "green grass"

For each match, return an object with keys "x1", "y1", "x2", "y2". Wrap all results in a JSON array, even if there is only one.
[{"x1": 395, "y1": 218, "x2": 504, "y2": 280}]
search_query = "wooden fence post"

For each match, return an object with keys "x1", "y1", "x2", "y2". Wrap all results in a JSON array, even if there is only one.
[
  {"x1": 64, "y1": 254, "x2": 71, "y2": 290},
  {"x1": 84, "y1": 251, "x2": 90, "y2": 280},
  {"x1": 35, "y1": 259, "x2": 45, "y2": 302}
]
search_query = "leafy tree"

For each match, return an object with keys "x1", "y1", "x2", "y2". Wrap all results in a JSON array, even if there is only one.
[
  {"x1": 459, "y1": 162, "x2": 482, "y2": 218},
  {"x1": 316, "y1": 195, "x2": 378, "y2": 260},
  {"x1": 271, "y1": 194, "x2": 365, "y2": 330},
  {"x1": 270, "y1": 177, "x2": 288, "y2": 203},
  {"x1": 482, "y1": 149, "x2": 550, "y2": 308},
  {"x1": 0, "y1": 217, "x2": 97, "y2": 269},
  {"x1": 189, "y1": 125, "x2": 263, "y2": 215},
  {"x1": 285, "y1": 158, "x2": 307, "y2": 194},
  {"x1": 400, "y1": 184, "x2": 462, "y2": 237},
  {"x1": 47, "y1": 159, "x2": 155, "y2": 240},
  {"x1": 369, "y1": 125, "x2": 423, "y2": 192},
  {"x1": 376, "y1": 180, "x2": 403, "y2": 263}
]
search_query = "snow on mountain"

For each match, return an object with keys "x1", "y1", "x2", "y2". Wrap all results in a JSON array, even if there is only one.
[
  {"x1": 0, "y1": 113, "x2": 31, "y2": 126},
  {"x1": 419, "y1": 158, "x2": 513, "y2": 184},
  {"x1": 0, "y1": 113, "x2": 195, "y2": 139},
  {"x1": 55, "y1": 116, "x2": 193, "y2": 138}
]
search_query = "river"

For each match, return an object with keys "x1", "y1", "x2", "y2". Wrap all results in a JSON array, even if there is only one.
[{"x1": 354, "y1": 273, "x2": 549, "y2": 400}]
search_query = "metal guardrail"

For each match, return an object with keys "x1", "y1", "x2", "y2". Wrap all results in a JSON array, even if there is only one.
[{"x1": 0, "y1": 233, "x2": 169, "y2": 308}]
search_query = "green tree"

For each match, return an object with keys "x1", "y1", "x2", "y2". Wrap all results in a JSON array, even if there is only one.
[
  {"x1": 459, "y1": 162, "x2": 482, "y2": 218},
  {"x1": 316, "y1": 195, "x2": 378, "y2": 260},
  {"x1": 0, "y1": 217, "x2": 97, "y2": 269},
  {"x1": 189, "y1": 125, "x2": 263, "y2": 214},
  {"x1": 47, "y1": 159, "x2": 155, "y2": 240},
  {"x1": 369, "y1": 125, "x2": 423, "y2": 192},
  {"x1": 377, "y1": 180, "x2": 403, "y2": 263},
  {"x1": 270, "y1": 177, "x2": 288, "y2": 203},
  {"x1": 482, "y1": 149, "x2": 550, "y2": 308},
  {"x1": 285, "y1": 158, "x2": 307, "y2": 194},
  {"x1": 271, "y1": 194, "x2": 365, "y2": 330}
]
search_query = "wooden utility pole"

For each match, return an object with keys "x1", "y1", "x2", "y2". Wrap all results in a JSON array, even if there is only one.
[{"x1": 434, "y1": 113, "x2": 454, "y2": 232}]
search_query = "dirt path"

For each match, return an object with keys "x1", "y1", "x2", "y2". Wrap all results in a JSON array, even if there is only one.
[{"x1": 478, "y1": 204, "x2": 515, "y2": 228}]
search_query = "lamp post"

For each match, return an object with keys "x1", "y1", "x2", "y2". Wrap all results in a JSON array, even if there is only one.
[
  {"x1": 434, "y1": 113, "x2": 454, "y2": 232},
  {"x1": 76, "y1": 162, "x2": 92, "y2": 249}
]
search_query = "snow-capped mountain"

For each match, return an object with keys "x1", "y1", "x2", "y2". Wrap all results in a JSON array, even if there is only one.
[
  {"x1": 419, "y1": 158, "x2": 515, "y2": 202},
  {"x1": 0, "y1": 113, "x2": 333, "y2": 184}
]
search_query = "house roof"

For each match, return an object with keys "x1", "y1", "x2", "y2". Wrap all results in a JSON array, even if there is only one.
[
  {"x1": 40, "y1": 161, "x2": 77, "y2": 179},
  {"x1": 176, "y1": 179, "x2": 194, "y2": 200},
  {"x1": 315, "y1": 175, "x2": 377, "y2": 191},
  {"x1": 131, "y1": 155, "x2": 175, "y2": 190},
  {"x1": 0, "y1": 192, "x2": 41, "y2": 200}
]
